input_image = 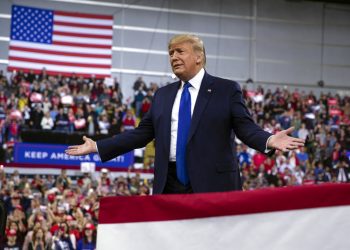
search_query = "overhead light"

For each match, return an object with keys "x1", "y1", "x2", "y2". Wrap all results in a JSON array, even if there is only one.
[
  {"x1": 317, "y1": 80, "x2": 325, "y2": 87},
  {"x1": 246, "y1": 78, "x2": 253, "y2": 84}
]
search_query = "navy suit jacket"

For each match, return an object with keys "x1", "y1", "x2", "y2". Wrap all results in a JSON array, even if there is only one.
[{"x1": 97, "y1": 72, "x2": 273, "y2": 194}]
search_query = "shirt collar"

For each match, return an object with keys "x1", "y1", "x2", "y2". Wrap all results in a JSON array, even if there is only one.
[{"x1": 181, "y1": 68, "x2": 205, "y2": 90}]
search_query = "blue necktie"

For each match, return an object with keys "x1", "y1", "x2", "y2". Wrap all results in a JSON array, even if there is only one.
[{"x1": 176, "y1": 82, "x2": 191, "y2": 185}]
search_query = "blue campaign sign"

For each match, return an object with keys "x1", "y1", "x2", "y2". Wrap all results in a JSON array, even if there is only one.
[{"x1": 14, "y1": 142, "x2": 134, "y2": 168}]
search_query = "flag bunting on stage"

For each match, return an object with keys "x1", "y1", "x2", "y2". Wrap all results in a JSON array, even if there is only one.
[{"x1": 98, "y1": 184, "x2": 350, "y2": 250}]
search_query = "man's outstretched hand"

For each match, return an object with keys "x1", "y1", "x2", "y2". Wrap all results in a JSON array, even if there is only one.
[
  {"x1": 267, "y1": 127, "x2": 305, "y2": 152},
  {"x1": 65, "y1": 136, "x2": 97, "y2": 156}
]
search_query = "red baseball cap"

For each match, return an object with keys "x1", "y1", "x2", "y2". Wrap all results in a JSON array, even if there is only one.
[
  {"x1": 84, "y1": 223, "x2": 95, "y2": 230},
  {"x1": 11, "y1": 193, "x2": 20, "y2": 199},
  {"x1": 36, "y1": 215, "x2": 45, "y2": 222},
  {"x1": 66, "y1": 215, "x2": 75, "y2": 221},
  {"x1": 66, "y1": 191, "x2": 74, "y2": 197},
  {"x1": 7, "y1": 229, "x2": 17, "y2": 237},
  {"x1": 47, "y1": 193, "x2": 56, "y2": 203},
  {"x1": 14, "y1": 204, "x2": 23, "y2": 211}
]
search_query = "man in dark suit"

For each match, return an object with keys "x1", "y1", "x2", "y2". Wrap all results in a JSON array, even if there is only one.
[{"x1": 66, "y1": 34, "x2": 305, "y2": 194}]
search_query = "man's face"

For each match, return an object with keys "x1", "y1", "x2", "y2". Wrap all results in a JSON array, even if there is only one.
[{"x1": 169, "y1": 42, "x2": 201, "y2": 81}]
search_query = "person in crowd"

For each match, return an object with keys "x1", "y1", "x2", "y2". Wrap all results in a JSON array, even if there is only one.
[
  {"x1": 55, "y1": 108, "x2": 70, "y2": 132},
  {"x1": 77, "y1": 172, "x2": 94, "y2": 195},
  {"x1": 4, "y1": 229, "x2": 21, "y2": 250},
  {"x1": 76, "y1": 223, "x2": 96, "y2": 250},
  {"x1": 30, "y1": 104, "x2": 44, "y2": 130},
  {"x1": 133, "y1": 81, "x2": 147, "y2": 117},
  {"x1": 140, "y1": 90, "x2": 153, "y2": 118},
  {"x1": 5, "y1": 118, "x2": 21, "y2": 142},
  {"x1": 55, "y1": 169, "x2": 72, "y2": 190},
  {"x1": 51, "y1": 222, "x2": 74, "y2": 250},
  {"x1": 67, "y1": 108, "x2": 76, "y2": 133},
  {"x1": 27, "y1": 227, "x2": 48, "y2": 250},
  {"x1": 121, "y1": 109, "x2": 136, "y2": 131},
  {"x1": 97, "y1": 114, "x2": 110, "y2": 135},
  {"x1": 6, "y1": 219, "x2": 25, "y2": 248},
  {"x1": 335, "y1": 159, "x2": 349, "y2": 182},
  {"x1": 73, "y1": 108, "x2": 86, "y2": 132},
  {"x1": 41, "y1": 111, "x2": 55, "y2": 130},
  {"x1": 97, "y1": 168, "x2": 111, "y2": 196},
  {"x1": 298, "y1": 123, "x2": 309, "y2": 140}
]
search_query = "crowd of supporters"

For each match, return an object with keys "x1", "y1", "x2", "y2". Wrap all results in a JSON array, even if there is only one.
[
  {"x1": 0, "y1": 69, "x2": 349, "y2": 249},
  {"x1": 0, "y1": 69, "x2": 156, "y2": 249},
  {"x1": 239, "y1": 85, "x2": 350, "y2": 189},
  {"x1": 0, "y1": 69, "x2": 159, "y2": 143},
  {"x1": 1, "y1": 167, "x2": 151, "y2": 249}
]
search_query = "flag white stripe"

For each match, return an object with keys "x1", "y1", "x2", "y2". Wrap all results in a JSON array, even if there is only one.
[
  {"x1": 8, "y1": 61, "x2": 111, "y2": 74},
  {"x1": 54, "y1": 25, "x2": 113, "y2": 35},
  {"x1": 52, "y1": 35, "x2": 112, "y2": 45},
  {"x1": 54, "y1": 15, "x2": 113, "y2": 26},
  {"x1": 9, "y1": 50, "x2": 111, "y2": 64},
  {"x1": 97, "y1": 205, "x2": 350, "y2": 250},
  {"x1": 10, "y1": 41, "x2": 111, "y2": 55}
]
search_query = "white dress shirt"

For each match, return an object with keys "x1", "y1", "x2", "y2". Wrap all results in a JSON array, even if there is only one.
[{"x1": 169, "y1": 68, "x2": 205, "y2": 161}]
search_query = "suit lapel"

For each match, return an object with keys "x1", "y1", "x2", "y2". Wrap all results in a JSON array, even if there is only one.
[{"x1": 188, "y1": 72, "x2": 214, "y2": 143}]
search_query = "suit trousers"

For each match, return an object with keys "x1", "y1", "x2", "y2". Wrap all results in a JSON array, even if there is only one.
[{"x1": 162, "y1": 162, "x2": 193, "y2": 194}]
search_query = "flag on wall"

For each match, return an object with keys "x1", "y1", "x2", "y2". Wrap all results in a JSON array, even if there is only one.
[{"x1": 8, "y1": 5, "x2": 113, "y2": 78}]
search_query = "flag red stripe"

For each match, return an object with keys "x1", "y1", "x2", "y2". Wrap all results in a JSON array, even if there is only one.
[
  {"x1": 9, "y1": 56, "x2": 110, "y2": 68},
  {"x1": 53, "y1": 31, "x2": 113, "y2": 39},
  {"x1": 7, "y1": 66, "x2": 109, "y2": 78},
  {"x1": 99, "y1": 184, "x2": 350, "y2": 224},
  {"x1": 54, "y1": 21, "x2": 112, "y2": 30},
  {"x1": 52, "y1": 41, "x2": 111, "y2": 49},
  {"x1": 9, "y1": 46, "x2": 112, "y2": 59},
  {"x1": 55, "y1": 10, "x2": 113, "y2": 20}
]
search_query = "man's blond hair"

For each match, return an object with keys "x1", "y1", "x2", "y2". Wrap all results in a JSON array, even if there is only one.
[{"x1": 168, "y1": 34, "x2": 206, "y2": 67}]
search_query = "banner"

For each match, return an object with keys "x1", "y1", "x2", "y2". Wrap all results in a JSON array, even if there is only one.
[
  {"x1": 329, "y1": 108, "x2": 342, "y2": 116},
  {"x1": 98, "y1": 184, "x2": 350, "y2": 250},
  {"x1": 14, "y1": 142, "x2": 134, "y2": 168},
  {"x1": 328, "y1": 98, "x2": 338, "y2": 106}
]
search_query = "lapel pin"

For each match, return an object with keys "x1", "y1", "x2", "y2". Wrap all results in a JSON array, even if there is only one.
[{"x1": 207, "y1": 89, "x2": 212, "y2": 93}]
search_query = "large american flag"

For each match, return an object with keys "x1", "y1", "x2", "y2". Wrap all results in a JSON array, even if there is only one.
[{"x1": 8, "y1": 5, "x2": 113, "y2": 78}]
